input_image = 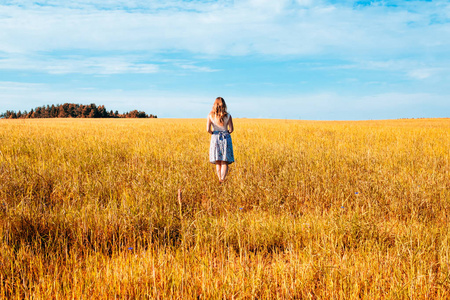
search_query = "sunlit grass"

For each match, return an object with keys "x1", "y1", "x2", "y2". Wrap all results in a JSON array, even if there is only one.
[{"x1": 0, "y1": 118, "x2": 449, "y2": 298}]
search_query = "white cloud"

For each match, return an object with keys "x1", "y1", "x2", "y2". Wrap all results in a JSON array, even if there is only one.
[
  {"x1": 177, "y1": 64, "x2": 220, "y2": 72},
  {"x1": 0, "y1": 81, "x2": 44, "y2": 90},
  {"x1": 245, "y1": 0, "x2": 291, "y2": 13},
  {"x1": 407, "y1": 69, "x2": 434, "y2": 80},
  {"x1": 296, "y1": 0, "x2": 313, "y2": 7},
  {"x1": 362, "y1": 61, "x2": 449, "y2": 81},
  {"x1": 310, "y1": 59, "x2": 449, "y2": 81},
  {"x1": 0, "y1": 53, "x2": 225, "y2": 74},
  {"x1": 0, "y1": 0, "x2": 449, "y2": 58},
  {"x1": 0, "y1": 54, "x2": 159, "y2": 74}
]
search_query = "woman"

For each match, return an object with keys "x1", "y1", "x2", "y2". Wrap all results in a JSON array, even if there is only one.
[{"x1": 207, "y1": 97, "x2": 234, "y2": 183}]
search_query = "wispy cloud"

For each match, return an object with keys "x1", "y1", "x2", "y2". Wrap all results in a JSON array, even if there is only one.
[
  {"x1": 0, "y1": 53, "x2": 225, "y2": 74},
  {"x1": 177, "y1": 63, "x2": 220, "y2": 73},
  {"x1": 308, "y1": 58, "x2": 449, "y2": 81},
  {"x1": 407, "y1": 68, "x2": 437, "y2": 80},
  {"x1": 1, "y1": 0, "x2": 449, "y2": 58},
  {"x1": 0, "y1": 81, "x2": 44, "y2": 90}
]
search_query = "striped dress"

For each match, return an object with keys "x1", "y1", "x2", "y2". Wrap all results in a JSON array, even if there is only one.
[{"x1": 209, "y1": 114, "x2": 234, "y2": 164}]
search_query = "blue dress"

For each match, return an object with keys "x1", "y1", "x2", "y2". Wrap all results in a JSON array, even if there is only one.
[{"x1": 209, "y1": 114, "x2": 234, "y2": 164}]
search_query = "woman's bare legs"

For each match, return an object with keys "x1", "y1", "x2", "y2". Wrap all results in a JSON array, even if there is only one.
[
  {"x1": 215, "y1": 162, "x2": 222, "y2": 181},
  {"x1": 215, "y1": 161, "x2": 229, "y2": 182},
  {"x1": 220, "y1": 162, "x2": 229, "y2": 182}
]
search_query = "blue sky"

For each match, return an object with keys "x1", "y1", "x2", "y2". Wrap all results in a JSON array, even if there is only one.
[{"x1": 0, "y1": 0, "x2": 449, "y2": 119}]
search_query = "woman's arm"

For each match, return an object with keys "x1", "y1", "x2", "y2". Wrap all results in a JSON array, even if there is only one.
[
  {"x1": 227, "y1": 115, "x2": 234, "y2": 134},
  {"x1": 206, "y1": 114, "x2": 213, "y2": 134}
]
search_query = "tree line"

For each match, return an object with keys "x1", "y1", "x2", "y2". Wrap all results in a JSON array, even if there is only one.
[{"x1": 1, "y1": 103, "x2": 157, "y2": 119}]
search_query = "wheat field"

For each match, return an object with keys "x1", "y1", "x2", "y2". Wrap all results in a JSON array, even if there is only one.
[{"x1": 0, "y1": 118, "x2": 449, "y2": 299}]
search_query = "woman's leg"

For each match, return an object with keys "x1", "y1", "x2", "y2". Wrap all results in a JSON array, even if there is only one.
[
  {"x1": 220, "y1": 162, "x2": 228, "y2": 181},
  {"x1": 215, "y1": 162, "x2": 222, "y2": 181}
]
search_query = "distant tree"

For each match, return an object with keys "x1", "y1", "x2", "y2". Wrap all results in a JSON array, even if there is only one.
[
  {"x1": 74, "y1": 104, "x2": 81, "y2": 117},
  {"x1": 45, "y1": 105, "x2": 51, "y2": 118},
  {"x1": 58, "y1": 105, "x2": 67, "y2": 118},
  {"x1": 127, "y1": 110, "x2": 137, "y2": 118},
  {"x1": 40, "y1": 105, "x2": 48, "y2": 118},
  {"x1": 34, "y1": 107, "x2": 42, "y2": 118},
  {"x1": 2, "y1": 103, "x2": 157, "y2": 119},
  {"x1": 68, "y1": 104, "x2": 76, "y2": 117},
  {"x1": 97, "y1": 105, "x2": 108, "y2": 118},
  {"x1": 81, "y1": 105, "x2": 89, "y2": 118},
  {"x1": 50, "y1": 105, "x2": 57, "y2": 118},
  {"x1": 87, "y1": 104, "x2": 97, "y2": 118}
]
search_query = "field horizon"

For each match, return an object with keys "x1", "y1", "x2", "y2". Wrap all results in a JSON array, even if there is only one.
[
  {"x1": 1, "y1": 118, "x2": 449, "y2": 299},
  {"x1": 3, "y1": 115, "x2": 448, "y2": 121}
]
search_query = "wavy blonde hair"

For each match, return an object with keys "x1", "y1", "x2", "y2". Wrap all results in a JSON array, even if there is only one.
[{"x1": 211, "y1": 97, "x2": 228, "y2": 124}]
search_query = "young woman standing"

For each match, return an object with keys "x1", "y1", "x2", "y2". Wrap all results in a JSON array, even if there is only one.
[{"x1": 207, "y1": 97, "x2": 234, "y2": 183}]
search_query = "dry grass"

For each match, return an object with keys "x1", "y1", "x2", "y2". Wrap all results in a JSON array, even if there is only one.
[{"x1": 0, "y1": 118, "x2": 449, "y2": 299}]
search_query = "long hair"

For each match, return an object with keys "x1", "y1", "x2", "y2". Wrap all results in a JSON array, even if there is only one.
[{"x1": 211, "y1": 97, "x2": 228, "y2": 124}]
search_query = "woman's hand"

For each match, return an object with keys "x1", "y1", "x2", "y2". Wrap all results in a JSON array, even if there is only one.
[
  {"x1": 227, "y1": 115, "x2": 234, "y2": 134},
  {"x1": 206, "y1": 114, "x2": 213, "y2": 134}
]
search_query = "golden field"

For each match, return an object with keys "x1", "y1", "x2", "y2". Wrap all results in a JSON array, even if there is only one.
[{"x1": 0, "y1": 118, "x2": 449, "y2": 299}]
